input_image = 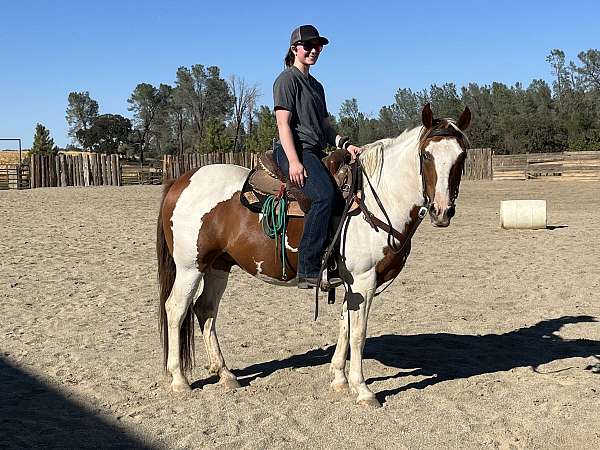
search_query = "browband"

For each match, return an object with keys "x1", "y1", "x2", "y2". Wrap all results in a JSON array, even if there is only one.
[{"x1": 426, "y1": 127, "x2": 463, "y2": 138}]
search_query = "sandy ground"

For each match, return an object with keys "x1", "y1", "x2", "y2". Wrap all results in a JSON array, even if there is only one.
[{"x1": 1, "y1": 179, "x2": 599, "y2": 449}]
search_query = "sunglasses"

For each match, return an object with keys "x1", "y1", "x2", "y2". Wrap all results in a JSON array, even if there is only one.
[{"x1": 294, "y1": 41, "x2": 324, "y2": 52}]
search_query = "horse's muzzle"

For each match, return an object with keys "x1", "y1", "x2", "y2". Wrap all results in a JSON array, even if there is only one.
[{"x1": 430, "y1": 205, "x2": 455, "y2": 227}]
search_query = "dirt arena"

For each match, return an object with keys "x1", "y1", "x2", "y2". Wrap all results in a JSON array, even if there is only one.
[{"x1": 1, "y1": 179, "x2": 599, "y2": 449}]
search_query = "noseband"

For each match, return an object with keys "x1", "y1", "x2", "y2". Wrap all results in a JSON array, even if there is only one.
[{"x1": 359, "y1": 123, "x2": 466, "y2": 252}]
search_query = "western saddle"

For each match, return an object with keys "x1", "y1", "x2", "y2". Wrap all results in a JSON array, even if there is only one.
[{"x1": 240, "y1": 149, "x2": 355, "y2": 216}]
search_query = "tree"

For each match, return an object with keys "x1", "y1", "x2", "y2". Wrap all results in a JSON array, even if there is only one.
[
  {"x1": 65, "y1": 91, "x2": 99, "y2": 148},
  {"x1": 429, "y1": 83, "x2": 462, "y2": 118},
  {"x1": 76, "y1": 114, "x2": 132, "y2": 154},
  {"x1": 127, "y1": 83, "x2": 170, "y2": 162},
  {"x1": 387, "y1": 88, "x2": 424, "y2": 132},
  {"x1": 169, "y1": 85, "x2": 188, "y2": 156},
  {"x1": 575, "y1": 49, "x2": 600, "y2": 91},
  {"x1": 376, "y1": 106, "x2": 402, "y2": 138},
  {"x1": 151, "y1": 84, "x2": 176, "y2": 156},
  {"x1": 246, "y1": 106, "x2": 278, "y2": 153},
  {"x1": 546, "y1": 49, "x2": 572, "y2": 99},
  {"x1": 31, "y1": 123, "x2": 56, "y2": 155},
  {"x1": 228, "y1": 75, "x2": 259, "y2": 152},
  {"x1": 199, "y1": 118, "x2": 232, "y2": 153},
  {"x1": 175, "y1": 65, "x2": 233, "y2": 148},
  {"x1": 338, "y1": 98, "x2": 361, "y2": 142}
]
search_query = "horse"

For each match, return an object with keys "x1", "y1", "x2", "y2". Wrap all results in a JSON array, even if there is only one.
[{"x1": 156, "y1": 103, "x2": 471, "y2": 407}]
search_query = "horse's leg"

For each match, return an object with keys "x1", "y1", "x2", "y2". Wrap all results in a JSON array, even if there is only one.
[
  {"x1": 165, "y1": 268, "x2": 202, "y2": 392},
  {"x1": 329, "y1": 299, "x2": 350, "y2": 392},
  {"x1": 346, "y1": 271, "x2": 380, "y2": 407},
  {"x1": 193, "y1": 267, "x2": 240, "y2": 390}
]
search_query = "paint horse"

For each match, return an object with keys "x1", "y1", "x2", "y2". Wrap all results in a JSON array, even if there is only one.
[{"x1": 157, "y1": 104, "x2": 471, "y2": 407}]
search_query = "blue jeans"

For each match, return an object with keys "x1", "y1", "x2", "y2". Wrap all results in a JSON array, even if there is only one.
[{"x1": 274, "y1": 144, "x2": 335, "y2": 278}]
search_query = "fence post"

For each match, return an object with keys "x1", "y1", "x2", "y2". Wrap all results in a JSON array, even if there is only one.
[
  {"x1": 29, "y1": 155, "x2": 35, "y2": 188},
  {"x1": 117, "y1": 155, "x2": 122, "y2": 186},
  {"x1": 78, "y1": 154, "x2": 84, "y2": 186}
]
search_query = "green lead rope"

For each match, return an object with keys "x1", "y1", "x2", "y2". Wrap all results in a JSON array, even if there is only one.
[{"x1": 260, "y1": 195, "x2": 288, "y2": 279}]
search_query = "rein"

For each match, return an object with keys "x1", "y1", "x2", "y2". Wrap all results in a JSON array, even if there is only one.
[
  {"x1": 357, "y1": 152, "x2": 431, "y2": 254},
  {"x1": 313, "y1": 125, "x2": 464, "y2": 317}
]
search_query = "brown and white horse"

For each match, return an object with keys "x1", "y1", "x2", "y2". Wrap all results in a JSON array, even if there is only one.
[{"x1": 157, "y1": 104, "x2": 471, "y2": 407}]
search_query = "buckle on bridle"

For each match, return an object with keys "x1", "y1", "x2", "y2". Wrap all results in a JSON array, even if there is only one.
[{"x1": 418, "y1": 206, "x2": 428, "y2": 219}]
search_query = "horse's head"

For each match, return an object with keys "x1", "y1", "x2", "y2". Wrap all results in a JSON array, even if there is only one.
[{"x1": 419, "y1": 103, "x2": 471, "y2": 227}]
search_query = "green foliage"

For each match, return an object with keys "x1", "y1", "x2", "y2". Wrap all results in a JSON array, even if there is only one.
[
  {"x1": 246, "y1": 106, "x2": 278, "y2": 153},
  {"x1": 199, "y1": 118, "x2": 232, "y2": 153},
  {"x1": 174, "y1": 64, "x2": 233, "y2": 150},
  {"x1": 575, "y1": 49, "x2": 600, "y2": 91},
  {"x1": 31, "y1": 123, "x2": 56, "y2": 155},
  {"x1": 127, "y1": 83, "x2": 171, "y2": 160},
  {"x1": 66, "y1": 91, "x2": 99, "y2": 148},
  {"x1": 66, "y1": 47, "x2": 600, "y2": 157},
  {"x1": 76, "y1": 114, "x2": 132, "y2": 154}
]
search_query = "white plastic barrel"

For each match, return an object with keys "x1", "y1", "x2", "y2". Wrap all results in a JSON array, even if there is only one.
[{"x1": 500, "y1": 200, "x2": 547, "y2": 229}]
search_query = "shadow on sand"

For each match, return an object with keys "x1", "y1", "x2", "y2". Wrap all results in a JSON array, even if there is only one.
[
  {"x1": 0, "y1": 357, "x2": 151, "y2": 449},
  {"x1": 204, "y1": 315, "x2": 600, "y2": 404}
]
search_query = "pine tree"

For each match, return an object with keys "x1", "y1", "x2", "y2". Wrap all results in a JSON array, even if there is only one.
[{"x1": 31, "y1": 123, "x2": 56, "y2": 155}]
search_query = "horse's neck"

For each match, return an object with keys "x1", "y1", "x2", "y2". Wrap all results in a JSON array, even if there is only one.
[{"x1": 366, "y1": 132, "x2": 424, "y2": 226}]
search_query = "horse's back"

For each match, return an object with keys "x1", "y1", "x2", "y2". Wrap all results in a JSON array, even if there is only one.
[{"x1": 162, "y1": 164, "x2": 250, "y2": 264}]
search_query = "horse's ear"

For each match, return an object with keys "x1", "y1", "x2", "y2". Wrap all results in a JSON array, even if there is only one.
[
  {"x1": 457, "y1": 106, "x2": 471, "y2": 131},
  {"x1": 421, "y1": 103, "x2": 433, "y2": 129}
]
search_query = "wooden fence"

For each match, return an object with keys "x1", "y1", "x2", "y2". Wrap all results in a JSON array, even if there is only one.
[
  {"x1": 163, "y1": 149, "x2": 494, "y2": 181},
  {"x1": 0, "y1": 164, "x2": 30, "y2": 190},
  {"x1": 163, "y1": 151, "x2": 258, "y2": 180},
  {"x1": 6, "y1": 149, "x2": 596, "y2": 190},
  {"x1": 493, "y1": 151, "x2": 600, "y2": 180},
  {"x1": 29, "y1": 153, "x2": 122, "y2": 188},
  {"x1": 464, "y1": 148, "x2": 493, "y2": 180}
]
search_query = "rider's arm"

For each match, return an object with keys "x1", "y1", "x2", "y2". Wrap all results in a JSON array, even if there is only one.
[
  {"x1": 322, "y1": 116, "x2": 363, "y2": 157},
  {"x1": 276, "y1": 108, "x2": 306, "y2": 187}
]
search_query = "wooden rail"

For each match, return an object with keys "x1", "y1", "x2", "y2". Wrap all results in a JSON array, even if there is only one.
[
  {"x1": 164, "y1": 149, "x2": 495, "y2": 181},
  {"x1": 0, "y1": 164, "x2": 29, "y2": 190},
  {"x1": 493, "y1": 151, "x2": 600, "y2": 180},
  {"x1": 163, "y1": 151, "x2": 258, "y2": 180}
]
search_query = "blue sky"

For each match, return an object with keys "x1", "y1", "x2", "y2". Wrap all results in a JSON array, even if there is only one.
[{"x1": 1, "y1": 0, "x2": 598, "y2": 148}]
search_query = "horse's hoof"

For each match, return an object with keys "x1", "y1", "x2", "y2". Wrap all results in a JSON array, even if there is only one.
[
  {"x1": 221, "y1": 378, "x2": 242, "y2": 390},
  {"x1": 171, "y1": 382, "x2": 192, "y2": 393},
  {"x1": 357, "y1": 397, "x2": 382, "y2": 408},
  {"x1": 330, "y1": 381, "x2": 349, "y2": 393}
]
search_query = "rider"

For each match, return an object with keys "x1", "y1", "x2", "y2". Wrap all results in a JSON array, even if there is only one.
[{"x1": 273, "y1": 25, "x2": 362, "y2": 289}]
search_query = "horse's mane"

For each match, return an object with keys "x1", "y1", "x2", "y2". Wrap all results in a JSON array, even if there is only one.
[
  {"x1": 360, "y1": 118, "x2": 469, "y2": 184},
  {"x1": 360, "y1": 126, "x2": 423, "y2": 182}
]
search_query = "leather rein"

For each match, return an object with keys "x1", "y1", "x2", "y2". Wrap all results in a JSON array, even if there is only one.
[
  {"x1": 354, "y1": 125, "x2": 466, "y2": 252},
  {"x1": 313, "y1": 125, "x2": 465, "y2": 317}
]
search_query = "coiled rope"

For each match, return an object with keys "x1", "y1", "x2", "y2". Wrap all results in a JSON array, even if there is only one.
[{"x1": 260, "y1": 194, "x2": 288, "y2": 279}]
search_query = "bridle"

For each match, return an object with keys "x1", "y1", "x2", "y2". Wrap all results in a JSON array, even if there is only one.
[
  {"x1": 357, "y1": 121, "x2": 467, "y2": 255},
  {"x1": 315, "y1": 123, "x2": 467, "y2": 316},
  {"x1": 353, "y1": 123, "x2": 467, "y2": 296},
  {"x1": 419, "y1": 122, "x2": 468, "y2": 209}
]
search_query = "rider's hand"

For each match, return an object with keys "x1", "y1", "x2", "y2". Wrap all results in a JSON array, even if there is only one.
[
  {"x1": 346, "y1": 145, "x2": 363, "y2": 158},
  {"x1": 289, "y1": 160, "x2": 308, "y2": 188}
]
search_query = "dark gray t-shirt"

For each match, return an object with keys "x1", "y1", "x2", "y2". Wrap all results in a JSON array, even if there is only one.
[{"x1": 273, "y1": 66, "x2": 332, "y2": 152}]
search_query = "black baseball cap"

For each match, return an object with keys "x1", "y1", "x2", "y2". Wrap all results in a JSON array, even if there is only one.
[{"x1": 289, "y1": 25, "x2": 329, "y2": 46}]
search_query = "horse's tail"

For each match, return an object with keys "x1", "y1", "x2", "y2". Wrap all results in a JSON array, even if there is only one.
[{"x1": 157, "y1": 180, "x2": 175, "y2": 372}]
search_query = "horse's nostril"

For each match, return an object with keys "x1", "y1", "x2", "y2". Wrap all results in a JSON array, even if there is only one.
[{"x1": 447, "y1": 206, "x2": 455, "y2": 219}]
